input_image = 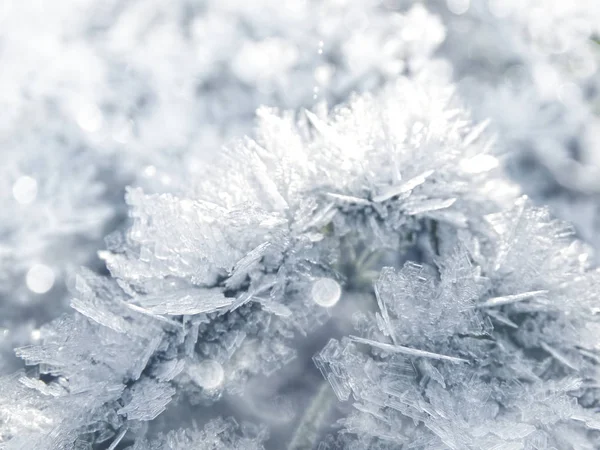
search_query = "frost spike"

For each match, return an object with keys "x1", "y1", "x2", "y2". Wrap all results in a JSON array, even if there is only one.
[
  {"x1": 485, "y1": 310, "x2": 518, "y2": 328},
  {"x1": 229, "y1": 279, "x2": 276, "y2": 312},
  {"x1": 138, "y1": 288, "x2": 233, "y2": 315},
  {"x1": 304, "y1": 109, "x2": 331, "y2": 137},
  {"x1": 540, "y1": 342, "x2": 579, "y2": 371},
  {"x1": 374, "y1": 283, "x2": 398, "y2": 345},
  {"x1": 462, "y1": 119, "x2": 491, "y2": 148},
  {"x1": 493, "y1": 196, "x2": 527, "y2": 271},
  {"x1": 304, "y1": 109, "x2": 356, "y2": 152},
  {"x1": 124, "y1": 303, "x2": 183, "y2": 329},
  {"x1": 295, "y1": 202, "x2": 337, "y2": 233},
  {"x1": 70, "y1": 297, "x2": 130, "y2": 334},
  {"x1": 578, "y1": 348, "x2": 600, "y2": 363},
  {"x1": 404, "y1": 198, "x2": 457, "y2": 215},
  {"x1": 349, "y1": 336, "x2": 469, "y2": 364},
  {"x1": 325, "y1": 192, "x2": 371, "y2": 206},
  {"x1": 372, "y1": 170, "x2": 435, "y2": 203},
  {"x1": 254, "y1": 296, "x2": 293, "y2": 318},
  {"x1": 476, "y1": 290, "x2": 548, "y2": 308},
  {"x1": 226, "y1": 242, "x2": 272, "y2": 289},
  {"x1": 249, "y1": 150, "x2": 289, "y2": 211}
]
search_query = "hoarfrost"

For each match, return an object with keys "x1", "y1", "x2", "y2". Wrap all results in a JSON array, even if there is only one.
[{"x1": 2, "y1": 6, "x2": 600, "y2": 446}]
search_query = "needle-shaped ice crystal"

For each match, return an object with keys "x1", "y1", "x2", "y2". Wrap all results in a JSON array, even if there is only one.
[
  {"x1": 477, "y1": 290, "x2": 549, "y2": 308},
  {"x1": 350, "y1": 336, "x2": 469, "y2": 364}
]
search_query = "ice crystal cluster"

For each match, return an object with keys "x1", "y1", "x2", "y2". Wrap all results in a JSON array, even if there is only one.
[
  {"x1": 0, "y1": 0, "x2": 443, "y2": 372},
  {"x1": 1, "y1": 1, "x2": 600, "y2": 450}
]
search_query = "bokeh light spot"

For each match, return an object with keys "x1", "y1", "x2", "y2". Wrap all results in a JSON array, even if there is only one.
[
  {"x1": 12, "y1": 176, "x2": 38, "y2": 205},
  {"x1": 26, "y1": 264, "x2": 55, "y2": 294},
  {"x1": 447, "y1": 0, "x2": 470, "y2": 15},
  {"x1": 311, "y1": 277, "x2": 342, "y2": 308}
]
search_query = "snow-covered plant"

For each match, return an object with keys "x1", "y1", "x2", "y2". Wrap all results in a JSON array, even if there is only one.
[{"x1": 3, "y1": 71, "x2": 599, "y2": 449}]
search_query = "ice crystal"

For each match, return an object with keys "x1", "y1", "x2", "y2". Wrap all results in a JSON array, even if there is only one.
[
  {"x1": 315, "y1": 196, "x2": 600, "y2": 448},
  {"x1": 0, "y1": 75, "x2": 509, "y2": 448}
]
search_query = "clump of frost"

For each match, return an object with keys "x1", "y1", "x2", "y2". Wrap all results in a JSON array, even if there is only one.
[
  {"x1": 0, "y1": 0, "x2": 447, "y2": 371},
  {"x1": 126, "y1": 417, "x2": 267, "y2": 450},
  {"x1": 0, "y1": 76, "x2": 509, "y2": 449},
  {"x1": 316, "y1": 200, "x2": 600, "y2": 448}
]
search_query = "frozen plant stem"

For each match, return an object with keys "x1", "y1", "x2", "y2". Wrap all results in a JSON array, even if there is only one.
[{"x1": 287, "y1": 381, "x2": 337, "y2": 450}]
